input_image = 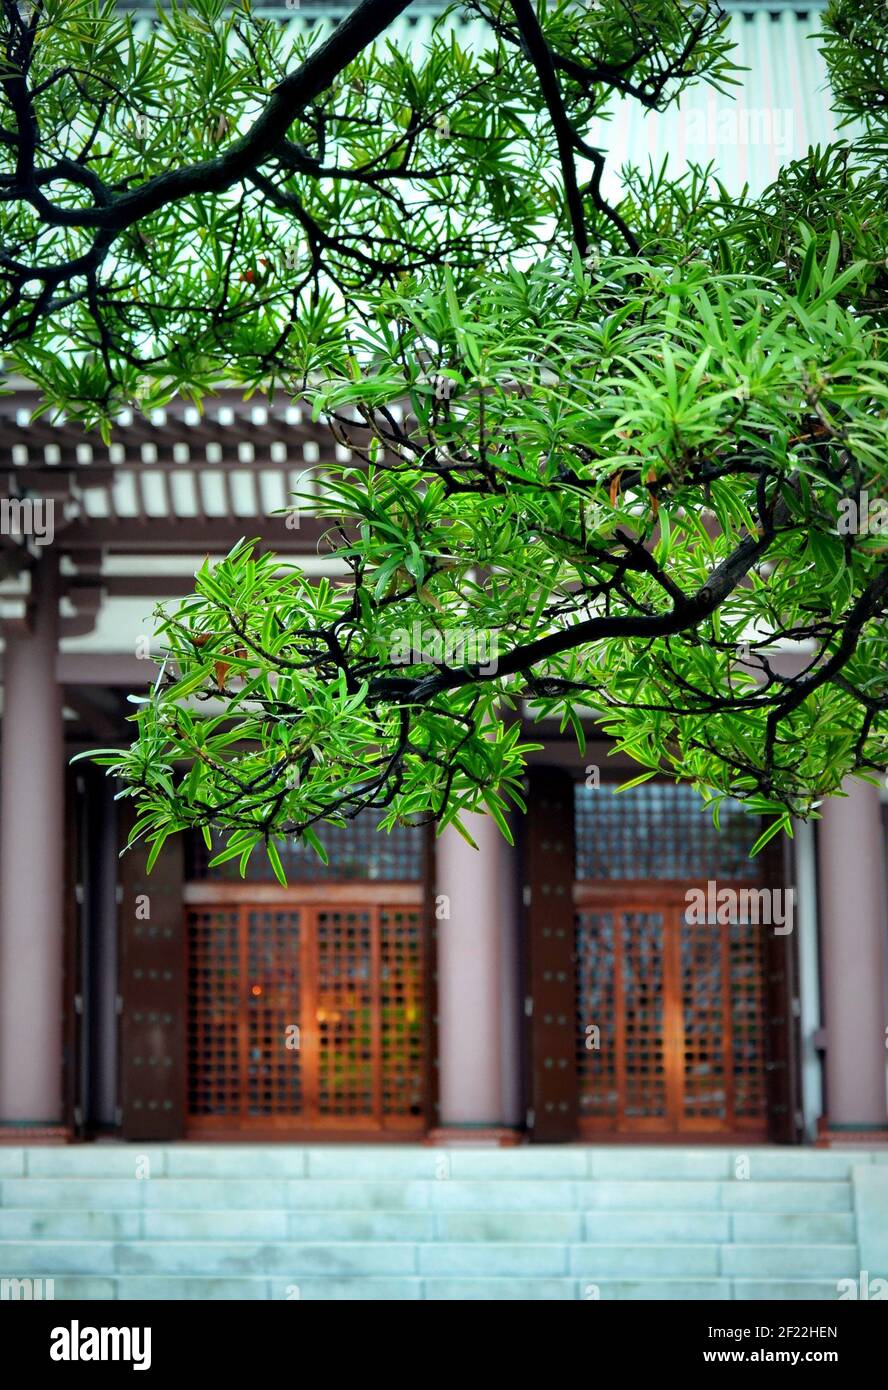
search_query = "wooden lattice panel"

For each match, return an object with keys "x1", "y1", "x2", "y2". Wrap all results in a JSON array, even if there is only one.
[
  {"x1": 680, "y1": 911, "x2": 727, "y2": 1122},
  {"x1": 729, "y1": 918, "x2": 768, "y2": 1123},
  {"x1": 575, "y1": 784, "x2": 764, "y2": 882},
  {"x1": 187, "y1": 907, "x2": 241, "y2": 1118},
  {"x1": 380, "y1": 909, "x2": 425, "y2": 1119},
  {"x1": 186, "y1": 900, "x2": 427, "y2": 1132},
  {"x1": 575, "y1": 911, "x2": 617, "y2": 1121},
  {"x1": 575, "y1": 896, "x2": 769, "y2": 1135},
  {"x1": 621, "y1": 911, "x2": 667, "y2": 1122},
  {"x1": 573, "y1": 778, "x2": 775, "y2": 1136},
  {"x1": 246, "y1": 909, "x2": 303, "y2": 1118},
  {"x1": 315, "y1": 910, "x2": 375, "y2": 1119}
]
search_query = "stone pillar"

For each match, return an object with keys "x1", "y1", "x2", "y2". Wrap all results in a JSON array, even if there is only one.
[
  {"x1": 498, "y1": 817, "x2": 522, "y2": 1128},
  {"x1": 434, "y1": 812, "x2": 517, "y2": 1133},
  {"x1": 818, "y1": 780, "x2": 888, "y2": 1133},
  {"x1": 0, "y1": 555, "x2": 65, "y2": 1124}
]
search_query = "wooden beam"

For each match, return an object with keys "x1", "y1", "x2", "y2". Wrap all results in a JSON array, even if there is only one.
[{"x1": 56, "y1": 517, "x2": 336, "y2": 552}]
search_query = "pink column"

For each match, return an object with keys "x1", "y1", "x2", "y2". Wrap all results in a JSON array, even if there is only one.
[
  {"x1": 0, "y1": 554, "x2": 65, "y2": 1123},
  {"x1": 819, "y1": 779, "x2": 888, "y2": 1129},
  {"x1": 435, "y1": 813, "x2": 513, "y2": 1129},
  {"x1": 498, "y1": 822, "x2": 522, "y2": 1127}
]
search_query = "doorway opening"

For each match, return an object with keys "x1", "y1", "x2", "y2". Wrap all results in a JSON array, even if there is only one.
[{"x1": 184, "y1": 820, "x2": 433, "y2": 1138}]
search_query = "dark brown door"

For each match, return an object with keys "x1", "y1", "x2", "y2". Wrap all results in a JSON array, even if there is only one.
[
  {"x1": 763, "y1": 905, "x2": 803, "y2": 1143},
  {"x1": 186, "y1": 901, "x2": 427, "y2": 1134},
  {"x1": 523, "y1": 767, "x2": 578, "y2": 1142},
  {"x1": 575, "y1": 888, "x2": 770, "y2": 1136},
  {"x1": 117, "y1": 806, "x2": 186, "y2": 1141}
]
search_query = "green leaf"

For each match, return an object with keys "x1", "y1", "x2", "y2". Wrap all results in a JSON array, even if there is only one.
[
  {"x1": 443, "y1": 815, "x2": 479, "y2": 851},
  {"x1": 616, "y1": 770, "x2": 658, "y2": 793},
  {"x1": 749, "y1": 816, "x2": 789, "y2": 858},
  {"x1": 266, "y1": 839, "x2": 288, "y2": 887},
  {"x1": 302, "y1": 826, "x2": 329, "y2": 865},
  {"x1": 482, "y1": 792, "x2": 514, "y2": 845},
  {"x1": 145, "y1": 830, "x2": 171, "y2": 874}
]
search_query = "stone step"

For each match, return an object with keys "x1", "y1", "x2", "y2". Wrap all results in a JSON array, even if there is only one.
[
  {"x1": 0, "y1": 1239, "x2": 860, "y2": 1279},
  {"x1": 0, "y1": 1147, "x2": 874, "y2": 1302},
  {"x1": 4, "y1": 1145, "x2": 886, "y2": 1181},
  {"x1": 0, "y1": 1177, "x2": 855, "y2": 1212},
  {"x1": 719, "y1": 1244, "x2": 860, "y2": 1278},
  {"x1": 0, "y1": 1210, "x2": 142, "y2": 1240},
  {"x1": 0, "y1": 1272, "x2": 852, "y2": 1301},
  {"x1": 730, "y1": 1212, "x2": 856, "y2": 1244},
  {"x1": 0, "y1": 1207, "x2": 858, "y2": 1244}
]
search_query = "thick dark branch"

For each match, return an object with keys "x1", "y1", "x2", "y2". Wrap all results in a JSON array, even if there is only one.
[
  {"x1": 372, "y1": 511, "x2": 782, "y2": 703},
  {"x1": 577, "y1": 139, "x2": 640, "y2": 255},
  {"x1": 553, "y1": 3, "x2": 720, "y2": 110},
  {"x1": 510, "y1": 0, "x2": 588, "y2": 258},
  {"x1": 8, "y1": 0, "x2": 415, "y2": 232}
]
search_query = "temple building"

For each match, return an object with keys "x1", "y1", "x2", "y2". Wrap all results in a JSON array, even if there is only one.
[
  {"x1": 0, "y1": 1, "x2": 886, "y2": 1303},
  {"x1": 0, "y1": 371, "x2": 885, "y2": 1151}
]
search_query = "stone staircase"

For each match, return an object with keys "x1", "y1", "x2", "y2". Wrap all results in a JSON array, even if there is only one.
[{"x1": 1, "y1": 1145, "x2": 886, "y2": 1300}]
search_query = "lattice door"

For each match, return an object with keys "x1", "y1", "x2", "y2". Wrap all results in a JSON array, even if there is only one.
[
  {"x1": 187, "y1": 902, "x2": 426, "y2": 1132},
  {"x1": 576, "y1": 894, "x2": 768, "y2": 1134}
]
